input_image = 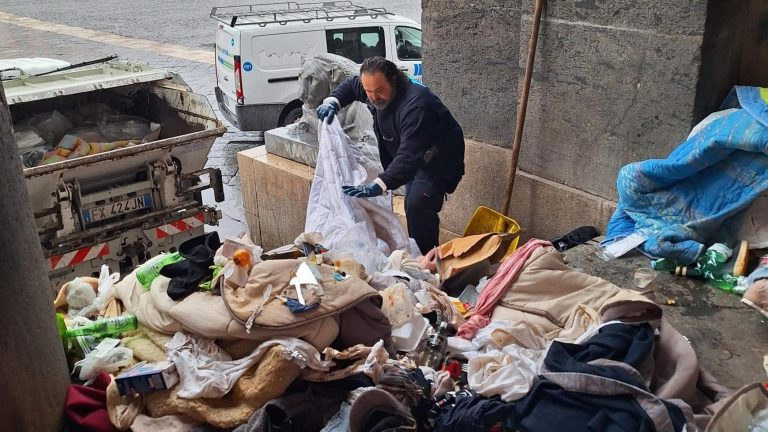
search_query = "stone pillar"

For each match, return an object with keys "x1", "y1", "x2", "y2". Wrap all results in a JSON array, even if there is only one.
[
  {"x1": 422, "y1": 0, "x2": 758, "y2": 240},
  {"x1": 0, "y1": 84, "x2": 69, "y2": 429}
]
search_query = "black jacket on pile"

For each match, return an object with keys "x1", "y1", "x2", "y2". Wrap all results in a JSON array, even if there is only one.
[{"x1": 331, "y1": 76, "x2": 465, "y2": 192}]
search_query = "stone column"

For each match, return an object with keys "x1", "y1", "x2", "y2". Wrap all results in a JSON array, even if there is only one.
[{"x1": 0, "y1": 83, "x2": 70, "y2": 430}]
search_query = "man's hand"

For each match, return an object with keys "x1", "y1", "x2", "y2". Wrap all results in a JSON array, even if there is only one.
[
  {"x1": 341, "y1": 182, "x2": 383, "y2": 198},
  {"x1": 316, "y1": 99, "x2": 339, "y2": 124}
]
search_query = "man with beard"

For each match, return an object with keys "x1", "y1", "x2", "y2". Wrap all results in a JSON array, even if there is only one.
[{"x1": 316, "y1": 56, "x2": 465, "y2": 255}]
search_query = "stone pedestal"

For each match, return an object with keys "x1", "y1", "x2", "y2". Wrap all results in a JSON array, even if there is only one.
[{"x1": 264, "y1": 127, "x2": 320, "y2": 167}]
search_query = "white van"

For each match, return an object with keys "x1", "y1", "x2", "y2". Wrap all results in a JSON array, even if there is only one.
[{"x1": 211, "y1": 2, "x2": 423, "y2": 131}]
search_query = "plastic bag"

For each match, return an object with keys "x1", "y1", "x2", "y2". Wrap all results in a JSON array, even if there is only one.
[
  {"x1": 100, "y1": 115, "x2": 160, "y2": 143},
  {"x1": 67, "y1": 277, "x2": 98, "y2": 318},
  {"x1": 19, "y1": 145, "x2": 51, "y2": 167},
  {"x1": 414, "y1": 289, "x2": 438, "y2": 314},
  {"x1": 380, "y1": 283, "x2": 416, "y2": 327},
  {"x1": 750, "y1": 408, "x2": 768, "y2": 432},
  {"x1": 13, "y1": 126, "x2": 46, "y2": 149},
  {"x1": 73, "y1": 338, "x2": 133, "y2": 382},
  {"x1": 305, "y1": 120, "x2": 410, "y2": 273},
  {"x1": 20, "y1": 110, "x2": 73, "y2": 146},
  {"x1": 92, "y1": 265, "x2": 120, "y2": 313}
]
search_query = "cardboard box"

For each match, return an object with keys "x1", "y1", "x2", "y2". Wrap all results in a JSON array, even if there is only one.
[{"x1": 115, "y1": 361, "x2": 179, "y2": 396}]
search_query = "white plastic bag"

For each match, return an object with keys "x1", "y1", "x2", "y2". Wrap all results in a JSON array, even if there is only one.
[
  {"x1": 67, "y1": 277, "x2": 97, "y2": 318},
  {"x1": 73, "y1": 338, "x2": 133, "y2": 382},
  {"x1": 306, "y1": 120, "x2": 410, "y2": 273},
  {"x1": 91, "y1": 264, "x2": 120, "y2": 314}
]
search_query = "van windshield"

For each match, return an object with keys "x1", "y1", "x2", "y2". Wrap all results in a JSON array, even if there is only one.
[{"x1": 395, "y1": 27, "x2": 422, "y2": 61}]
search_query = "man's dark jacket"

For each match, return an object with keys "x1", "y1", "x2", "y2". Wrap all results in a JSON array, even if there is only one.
[{"x1": 331, "y1": 76, "x2": 465, "y2": 192}]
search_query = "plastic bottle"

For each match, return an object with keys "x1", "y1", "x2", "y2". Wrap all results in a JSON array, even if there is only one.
[
  {"x1": 419, "y1": 322, "x2": 449, "y2": 370},
  {"x1": 64, "y1": 314, "x2": 138, "y2": 338},
  {"x1": 136, "y1": 252, "x2": 183, "y2": 289},
  {"x1": 650, "y1": 258, "x2": 677, "y2": 272},
  {"x1": 681, "y1": 243, "x2": 739, "y2": 292}
]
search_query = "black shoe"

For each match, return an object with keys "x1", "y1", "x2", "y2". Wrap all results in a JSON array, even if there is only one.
[{"x1": 551, "y1": 226, "x2": 598, "y2": 252}]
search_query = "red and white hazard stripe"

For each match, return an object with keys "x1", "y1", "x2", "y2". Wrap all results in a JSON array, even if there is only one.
[
  {"x1": 50, "y1": 243, "x2": 110, "y2": 271},
  {"x1": 155, "y1": 213, "x2": 206, "y2": 239}
]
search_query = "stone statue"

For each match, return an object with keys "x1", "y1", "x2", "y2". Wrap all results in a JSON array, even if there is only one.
[{"x1": 289, "y1": 53, "x2": 379, "y2": 160}]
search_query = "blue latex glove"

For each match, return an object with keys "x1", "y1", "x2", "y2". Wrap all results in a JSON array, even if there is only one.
[
  {"x1": 316, "y1": 100, "x2": 339, "y2": 124},
  {"x1": 342, "y1": 182, "x2": 383, "y2": 198}
]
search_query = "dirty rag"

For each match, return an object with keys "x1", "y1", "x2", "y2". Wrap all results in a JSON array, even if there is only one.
[{"x1": 165, "y1": 333, "x2": 333, "y2": 399}]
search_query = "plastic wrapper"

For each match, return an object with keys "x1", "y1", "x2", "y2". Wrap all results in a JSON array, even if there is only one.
[
  {"x1": 379, "y1": 283, "x2": 417, "y2": 327},
  {"x1": 100, "y1": 115, "x2": 160, "y2": 142},
  {"x1": 66, "y1": 277, "x2": 98, "y2": 318},
  {"x1": 19, "y1": 145, "x2": 51, "y2": 167},
  {"x1": 73, "y1": 338, "x2": 133, "y2": 382},
  {"x1": 19, "y1": 110, "x2": 73, "y2": 146},
  {"x1": 92, "y1": 265, "x2": 120, "y2": 314},
  {"x1": 750, "y1": 408, "x2": 768, "y2": 432},
  {"x1": 414, "y1": 289, "x2": 438, "y2": 314},
  {"x1": 13, "y1": 126, "x2": 46, "y2": 149}
]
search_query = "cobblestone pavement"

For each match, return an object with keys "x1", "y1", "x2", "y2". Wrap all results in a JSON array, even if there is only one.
[{"x1": 0, "y1": 1, "x2": 419, "y2": 237}]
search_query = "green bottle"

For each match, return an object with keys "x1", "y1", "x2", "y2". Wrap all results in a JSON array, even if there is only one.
[
  {"x1": 651, "y1": 258, "x2": 677, "y2": 272},
  {"x1": 136, "y1": 252, "x2": 183, "y2": 289},
  {"x1": 696, "y1": 243, "x2": 737, "y2": 292},
  {"x1": 64, "y1": 314, "x2": 138, "y2": 338}
]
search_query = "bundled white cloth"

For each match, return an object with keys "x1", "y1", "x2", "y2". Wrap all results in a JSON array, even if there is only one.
[
  {"x1": 166, "y1": 333, "x2": 333, "y2": 399},
  {"x1": 305, "y1": 119, "x2": 411, "y2": 273},
  {"x1": 467, "y1": 345, "x2": 542, "y2": 402}
]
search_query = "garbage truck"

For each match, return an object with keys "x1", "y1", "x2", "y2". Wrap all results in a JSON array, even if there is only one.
[{"x1": 1, "y1": 58, "x2": 227, "y2": 289}]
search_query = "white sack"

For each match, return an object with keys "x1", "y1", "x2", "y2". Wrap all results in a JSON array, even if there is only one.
[{"x1": 306, "y1": 120, "x2": 410, "y2": 273}]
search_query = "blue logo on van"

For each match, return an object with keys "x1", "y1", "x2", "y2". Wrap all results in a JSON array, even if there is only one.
[
  {"x1": 243, "y1": 62, "x2": 253, "y2": 72},
  {"x1": 230, "y1": 38, "x2": 235, "y2": 47},
  {"x1": 414, "y1": 63, "x2": 423, "y2": 76}
]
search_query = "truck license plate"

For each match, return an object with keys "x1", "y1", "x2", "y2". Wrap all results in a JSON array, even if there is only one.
[{"x1": 84, "y1": 194, "x2": 152, "y2": 224}]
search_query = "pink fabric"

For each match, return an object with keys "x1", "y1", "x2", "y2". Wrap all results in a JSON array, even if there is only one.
[{"x1": 456, "y1": 239, "x2": 551, "y2": 339}]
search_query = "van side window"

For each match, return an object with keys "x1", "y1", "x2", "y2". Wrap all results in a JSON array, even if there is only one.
[
  {"x1": 395, "y1": 27, "x2": 422, "y2": 61},
  {"x1": 325, "y1": 27, "x2": 385, "y2": 64}
]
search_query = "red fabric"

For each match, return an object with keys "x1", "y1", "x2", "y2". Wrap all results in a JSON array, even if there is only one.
[
  {"x1": 65, "y1": 373, "x2": 118, "y2": 432},
  {"x1": 456, "y1": 239, "x2": 552, "y2": 339}
]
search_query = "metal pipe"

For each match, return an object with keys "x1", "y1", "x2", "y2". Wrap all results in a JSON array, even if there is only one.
[{"x1": 501, "y1": 0, "x2": 546, "y2": 215}]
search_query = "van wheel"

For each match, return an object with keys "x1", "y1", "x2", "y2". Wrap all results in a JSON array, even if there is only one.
[{"x1": 279, "y1": 106, "x2": 304, "y2": 126}]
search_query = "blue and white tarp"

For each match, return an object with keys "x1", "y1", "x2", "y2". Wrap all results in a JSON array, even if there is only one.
[{"x1": 605, "y1": 86, "x2": 768, "y2": 264}]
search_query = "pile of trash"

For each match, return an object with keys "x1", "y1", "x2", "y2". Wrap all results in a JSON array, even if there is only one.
[
  {"x1": 14, "y1": 104, "x2": 161, "y2": 168},
  {"x1": 56, "y1": 227, "x2": 768, "y2": 432},
  {"x1": 53, "y1": 121, "x2": 768, "y2": 432}
]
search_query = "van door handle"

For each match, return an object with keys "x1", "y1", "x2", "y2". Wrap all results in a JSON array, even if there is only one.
[{"x1": 398, "y1": 66, "x2": 408, "y2": 71}]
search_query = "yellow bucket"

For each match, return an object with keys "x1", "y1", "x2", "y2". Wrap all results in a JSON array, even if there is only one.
[{"x1": 463, "y1": 206, "x2": 522, "y2": 258}]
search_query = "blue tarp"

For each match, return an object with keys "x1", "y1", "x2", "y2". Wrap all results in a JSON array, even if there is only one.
[{"x1": 605, "y1": 86, "x2": 768, "y2": 264}]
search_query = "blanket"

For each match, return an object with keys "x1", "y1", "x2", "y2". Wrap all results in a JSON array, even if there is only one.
[
  {"x1": 605, "y1": 86, "x2": 768, "y2": 263},
  {"x1": 306, "y1": 120, "x2": 412, "y2": 273}
]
